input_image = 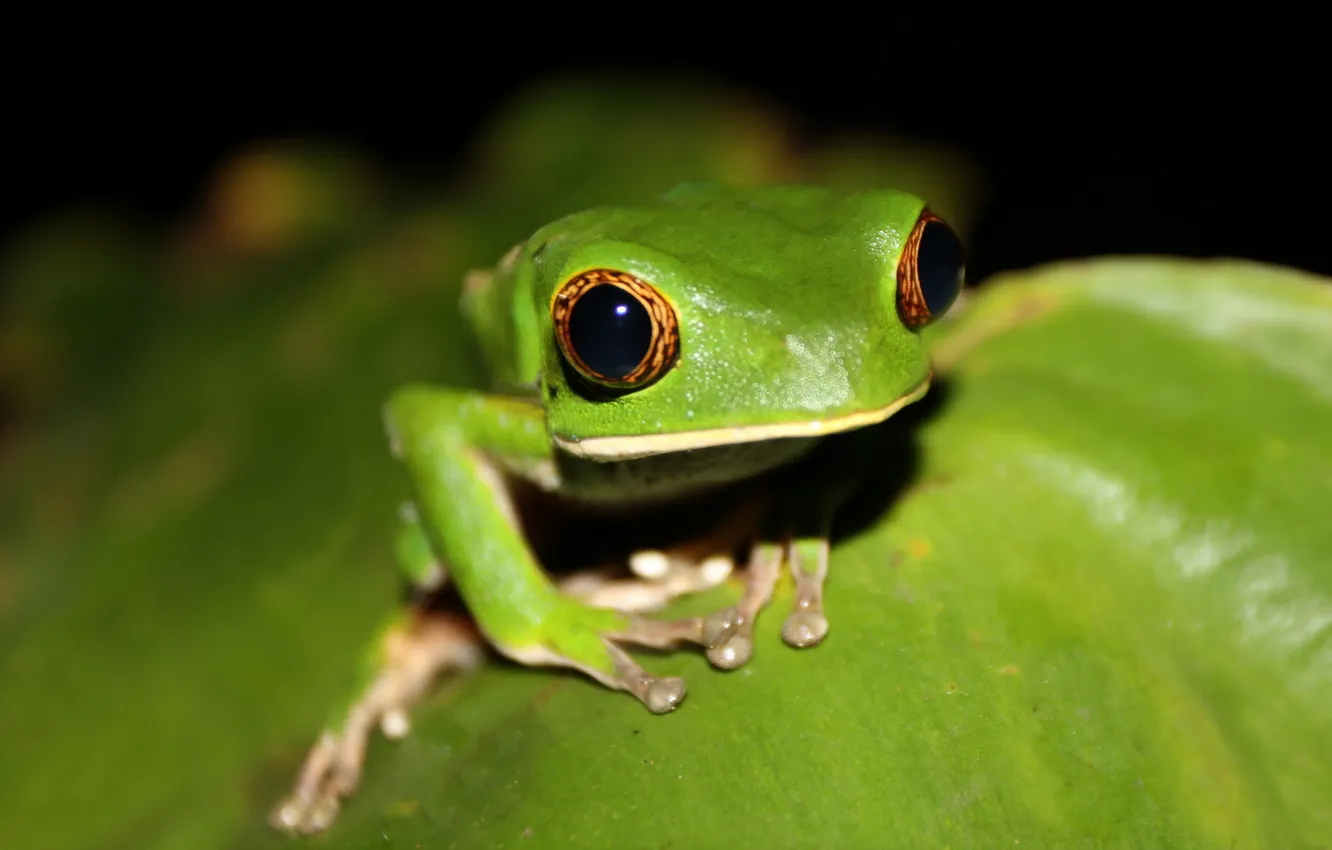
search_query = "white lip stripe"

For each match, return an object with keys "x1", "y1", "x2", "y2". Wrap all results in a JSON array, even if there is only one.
[{"x1": 553, "y1": 379, "x2": 931, "y2": 461}]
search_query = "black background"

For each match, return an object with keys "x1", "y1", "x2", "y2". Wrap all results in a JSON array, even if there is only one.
[{"x1": 2, "y1": 7, "x2": 1327, "y2": 286}]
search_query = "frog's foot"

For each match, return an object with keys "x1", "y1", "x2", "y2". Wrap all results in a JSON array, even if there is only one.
[
  {"x1": 502, "y1": 586, "x2": 784, "y2": 716},
  {"x1": 503, "y1": 627, "x2": 691, "y2": 715},
  {"x1": 643, "y1": 534, "x2": 831, "y2": 669},
  {"x1": 528, "y1": 502, "x2": 786, "y2": 705},
  {"x1": 560, "y1": 548, "x2": 734, "y2": 612},
  {"x1": 567, "y1": 540, "x2": 787, "y2": 673},
  {"x1": 780, "y1": 537, "x2": 830, "y2": 648},
  {"x1": 268, "y1": 612, "x2": 484, "y2": 835},
  {"x1": 689, "y1": 540, "x2": 786, "y2": 669}
]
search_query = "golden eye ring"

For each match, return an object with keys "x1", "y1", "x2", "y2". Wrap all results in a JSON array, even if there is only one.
[
  {"x1": 552, "y1": 268, "x2": 680, "y2": 390},
  {"x1": 896, "y1": 209, "x2": 966, "y2": 330}
]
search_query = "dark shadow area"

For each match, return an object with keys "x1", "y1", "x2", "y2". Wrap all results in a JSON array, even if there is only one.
[
  {"x1": 830, "y1": 375, "x2": 953, "y2": 548},
  {"x1": 3, "y1": 12, "x2": 1327, "y2": 284},
  {"x1": 404, "y1": 375, "x2": 954, "y2": 624}
]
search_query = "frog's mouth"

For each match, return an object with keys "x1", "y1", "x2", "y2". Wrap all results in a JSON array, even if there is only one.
[{"x1": 553, "y1": 378, "x2": 931, "y2": 462}]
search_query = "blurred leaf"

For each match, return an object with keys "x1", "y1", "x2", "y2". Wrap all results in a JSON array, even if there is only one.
[{"x1": 0, "y1": 213, "x2": 162, "y2": 416}]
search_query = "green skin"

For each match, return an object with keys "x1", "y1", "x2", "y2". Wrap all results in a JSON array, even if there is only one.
[{"x1": 271, "y1": 183, "x2": 955, "y2": 834}]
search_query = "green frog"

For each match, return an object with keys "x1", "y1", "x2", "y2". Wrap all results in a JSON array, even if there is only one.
[{"x1": 271, "y1": 182, "x2": 965, "y2": 833}]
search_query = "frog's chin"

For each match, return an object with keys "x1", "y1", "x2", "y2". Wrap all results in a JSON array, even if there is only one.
[{"x1": 554, "y1": 378, "x2": 931, "y2": 462}]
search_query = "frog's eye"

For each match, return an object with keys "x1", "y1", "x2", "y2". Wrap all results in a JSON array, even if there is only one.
[
  {"x1": 552, "y1": 269, "x2": 680, "y2": 391},
  {"x1": 896, "y1": 210, "x2": 966, "y2": 330}
]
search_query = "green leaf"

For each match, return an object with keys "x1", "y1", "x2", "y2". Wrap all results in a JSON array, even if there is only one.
[
  {"x1": 2, "y1": 79, "x2": 1328, "y2": 850},
  {"x1": 270, "y1": 259, "x2": 1332, "y2": 850}
]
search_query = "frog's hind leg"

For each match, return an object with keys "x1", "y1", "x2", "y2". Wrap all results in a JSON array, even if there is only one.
[
  {"x1": 558, "y1": 558, "x2": 727, "y2": 612},
  {"x1": 557, "y1": 537, "x2": 785, "y2": 668},
  {"x1": 554, "y1": 492, "x2": 788, "y2": 673},
  {"x1": 270, "y1": 611, "x2": 483, "y2": 833},
  {"x1": 269, "y1": 505, "x2": 485, "y2": 835},
  {"x1": 560, "y1": 492, "x2": 766, "y2": 613}
]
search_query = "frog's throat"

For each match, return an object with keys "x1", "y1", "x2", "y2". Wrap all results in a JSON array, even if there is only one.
[{"x1": 554, "y1": 378, "x2": 932, "y2": 462}]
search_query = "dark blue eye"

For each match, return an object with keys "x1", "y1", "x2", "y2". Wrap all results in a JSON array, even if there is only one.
[
  {"x1": 554, "y1": 269, "x2": 680, "y2": 389},
  {"x1": 568, "y1": 284, "x2": 653, "y2": 380},
  {"x1": 897, "y1": 211, "x2": 965, "y2": 330}
]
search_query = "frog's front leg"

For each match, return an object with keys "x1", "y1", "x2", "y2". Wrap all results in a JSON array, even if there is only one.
[
  {"x1": 775, "y1": 464, "x2": 854, "y2": 650},
  {"x1": 692, "y1": 467, "x2": 850, "y2": 670},
  {"x1": 782, "y1": 535, "x2": 832, "y2": 647},
  {"x1": 386, "y1": 385, "x2": 710, "y2": 710}
]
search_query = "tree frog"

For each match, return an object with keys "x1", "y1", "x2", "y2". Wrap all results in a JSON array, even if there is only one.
[{"x1": 270, "y1": 183, "x2": 966, "y2": 833}]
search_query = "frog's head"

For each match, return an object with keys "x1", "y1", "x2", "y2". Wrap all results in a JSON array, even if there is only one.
[{"x1": 528, "y1": 184, "x2": 965, "y2": 461}]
